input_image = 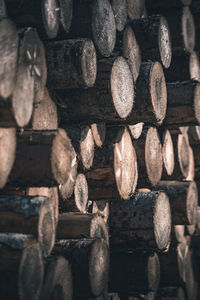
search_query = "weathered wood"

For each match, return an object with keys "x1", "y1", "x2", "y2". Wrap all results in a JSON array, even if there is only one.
[
  {"x1": 0, "y1": 233, "x2": 43, "y2": 300},
  {"x1": 128, "y1": 15, "x2": 172, "y2": 68},
  {"x1": 92, "y1": 201, "x2": 109, "y2": 224},
  {"x1": 59, "y1": 0, "x2": 73, "y2": 34},
  {"x1": 188, "y1": 126, "x2": 200, "y2": 145},
  {"x1": 111, "y1": 0, "x2": 127, "y2": 32},
  {"x1": 53, "y1": 238, "x2": 109, "y2": 298},
  {"x1": 86, "y1": 127, "x2": 138, "y2": 201},
  {"x1": 91, "y1": 123, "x2": 106, "y2": 148},
  {"x1": 128, "y1": 123, "x2": 144, "y2": 140},
  {"x1": 46, "y1": 39, "x2": 97, "y2": 89},
  {"x1": 41, "y1": 256, "x2": 73, "y2": 300},
  {"x1": 0, "y1": 195, "x2": 56, "y2": 257},
  {"x1": 160, "y1": 129, "x2": 174, "y2": 176},
  {"x1": 132, "y1": 127, "x2": 163, "y2": 187},
  {"x1": 7, "y1": 129, "x2": 74, "y2": 187},
  {"x1": 126, "y1": 0, "x2": 145, "y2": 20},
  {"x1": 57, "y1": 213, "x2": 109, "y2": 244},
  {"x1": 67, "y1": 0, "x2": 116, "y2": 57},
  {"x1": 109, "y1": 191, "x2": 171, "y2": 251},
  {"x1": 155, "y1": 181, "x2": 198, "y2": 225},
  {"x1": 109, "y1": 252, "x2": 160, "y2": 296}
]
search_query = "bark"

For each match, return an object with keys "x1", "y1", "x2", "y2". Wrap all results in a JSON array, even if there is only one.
[
  {"x1": 46, "y1": 39, "x2": 97, "y2": 89},
  {"x1": 109, "y1": 191, "x2": 171, "y2": 251},
  {"x1": 128, "y1": 15, "x2": 172, "y2": 68},
  {"x1": 86, "y1": 127, "x2": 138, "y2": 201},
  {"x1": 0, "y1": 195, "x2": 56, "y2": 257},
  {"x1": 0, "y1": 233, "x2": 43, "y2": 300},
  {"x1": 91, "y1": 123, "x2": 106, "y2": 148},
  {"x1": 111, "y1": 0, "x2": 127, "y2": 32},
  {"x1": 7, "y1": 129, "x2": 74, "y2": 187},
  {"x1": 132, "y1": 127, "x2": 163, "y2": 187},
  {"x1": 155, "y1": 181, "x2": 198, "y2": 225},
  {"x1": 126, "y1": 0, "x2": 145, "y2": 20},
  {"x1": 53, "y1": 238, "x2": 109, "y2": 298},
  {"x1": 109, "y1": 252, "x2": 160, "y2": 296},
  {"x1": 41, "y1": 256, "x2": 73, "y2": 300}
]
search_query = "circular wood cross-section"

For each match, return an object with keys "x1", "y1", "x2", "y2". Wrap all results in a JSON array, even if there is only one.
[
  {"x1": 177, "y1": 134, "x2": 190, "y2": 178},
  {"x1": 74, "y1": 174, "x2": 88, "y2": 213},
  {"x1": 128, "y1": 123, "x2": 144, "y2": 140},
  {"x1": 41, "y1": 0, "x2": 60, "y2": 39},
  {"x1": 150, "y1": 62, "x2": 167, "y2": 125},
  {"x1": 127, "y1": 0, "x2": 145, "y2": 20},
  {"x1": 190, "y1": 51, "x2": 200, "y2": 81},
  {"x1": 148, "y1": 253, "x2": 160, "y2": 293},
  {"x1": 158, "y1": 16, "x2": 172, "y2": 68},
  {"x1": 194, "y1": 84, "x2": 200, "y2": 123},
  {"x1": 162, "y1": 130, "x2": 174, "y2": 176},
  {"x1": 114, "y1": 127, "x2": 138, "y2": 199},
  {"x1": 182, "y1": 6, "x2": 195, "y2": 53},
  {"x1": 187, "y1": 181, "x2": 198, "y2": 225},
  {"x1": 80, "y1": 126, "x2": 95, "y2": 170},
  {"x1": 111, "y1": 0, "x2": 127, "y2": 32},
  {"x1": 111, "y1": 56, "x2": 134, "y2": 119},
  {"x1": 82, "y1": 40, "x2": 97, "y2": 87},
  {"x1": 91, "y1": 123, "x2": 106, "y2": 147},
  {"x1": 145, "y1": 127, "x2": 163, "y2": 186}
]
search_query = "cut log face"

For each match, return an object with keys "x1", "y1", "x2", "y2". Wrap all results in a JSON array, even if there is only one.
[
  {"x1": 126, "y1": 0, "x2": 145, "y2": 20},
  {"x1": 74, "y1": 174, "x2": 88, "y2": 213},
  {"x1": 162, "y1": 130, "x2": 174, "y2": 176},
  {"x1": 0, "y1": 128, "x2": 16, "y2": 189},
  {"x1": 186, "y1": 146, "x2": 195, "y2": 181},
  {"x1": 109, "y1": 191, "x2": 171, "y2": 251},
  {"x1": 92, "y1": 201, "x2": 109, "y2": 223},
  {"x1": 178, "y1": 134, "x2": 190, "y2": 178},
  {"x1": 80, "y1": 126, "x2": 95, "y2": 170},
  {"x1": 41, "y1": 256, "x2": 73, "y2": 300},
  {"x1": 188, "y1": 125, "x2": 200, "y2": 145},
  {"x1": 41, "y1": 0, "x2": 60, "y2": 38},
  {"x1": 190, "y1": 51, "x2": 200, "y2": 81},
  {"x1": 182, "y1": 6, "x2": 195, "y2": 53},
  {"x1": 174, "y1": 225, "x2": 185, "y2": 243},
  {"x1": 111, "y1": 0, "x2": 127, "y2": 32},
  {"x1": 91, "y1": 123, "x2": 106, "y2": 147},
  {"x1": 128, "y1": 123, "x2": 144, "y2": 140},
  {"x1": 59, "y1": 0, "x2": 73, "y2": 33},
  {"x1": 158, "y1": 16, "x2": 172, "y2": 69},
  {"x1": 122, "y1": 25, "x2": 141, "y2": 82},
  {"x1": 0, "y1": 19, "x2": 18, "y2": 99}
]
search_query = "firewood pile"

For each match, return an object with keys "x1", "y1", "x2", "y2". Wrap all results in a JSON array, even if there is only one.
[{"x1": 0, "y1": 0, "x2": 200, "y2": 299}]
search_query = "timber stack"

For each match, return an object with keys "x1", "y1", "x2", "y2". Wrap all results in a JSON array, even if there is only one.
[{"x1": 0, "y1": 0, "x2": 200, "y2": 299}]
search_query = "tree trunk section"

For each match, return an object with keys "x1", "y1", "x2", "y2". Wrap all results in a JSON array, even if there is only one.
[
  {"x1": 91, "y1": 123, "x2": 106, "y2": 148},
  {"x1": 111, "y1": 0, "x2": 127, "y2": 32},
  {"x1": 160, "y1": 129, "x2": 174, "y2": 176},
  {"x1": 126, "y1": 0, "x2": 145, "y2": 20}
]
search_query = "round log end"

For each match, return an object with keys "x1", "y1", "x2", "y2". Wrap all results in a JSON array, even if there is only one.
[
  {"x1": 92, "y1": 0, "x2": 116, "y2": 57},
  {"x1": 123, "y1": 25, "x2": 141, "y2": 82},
  {"x1": 51, "y1": 128, "x2": 75, "y2": 185},
  {"x1": 59, "y1": 0, "x2": 73, "y2": 33},
  {"x1": 111, "y1": 56, "x2": 134, "y2": 119},
  {"x1": 182, "y1": 6, "x2": 195, "y2": 53},
  {"x1": 187, "y1": 181, "x2": 198, "y2": 224},
  {"x1": 42, "y1": 256, "x2": 73, "y2": 300},
  {"x1": 190, "y1": 51, "x2": 200, "y2": 81},
  {"x1": 150, "y1": 62, "x2": 167, "y2": 125},
  {"x1": 0, "y1": 128, "x2": 16, "y2": 188},
  {"x1": 186, "y1": 146, "x2": 194, "y2": 181},
  {"x1": 162, "y1": 130, "x2": 174, "y2": 176},
  {"x1": 89, "y1": 238, "x2": 109, "y2": 297},
  {"x1": 194, "y1": 83, "x2": 200, "y2": 124},
  {"x1": 148, "y1": 253, "x2": 160, "y2": 292},
  {"x1": 41, "y1": 0, "x2": 60, "y2": 39},
  {"x1": 145, "y1": 127, "x2": 163, "y2": 186},
  {"x1": 111, "y1": 0, "x2": 127, "y2": 32},
  {"x1": 128, "y1": 123, "x2": 144, "y2": 140},
  {"x1": 174, "y1": 225, "x2": 185, "y2": 243},
  {"x1": 19, "y1": 242, "x2": 44, "y2": 300},
  {"x1": 177, "y1": 134, "x2": 190, "y2": 178},
  {"x1": 82, "y1": 40, "x2": 97, "y2": 87},
  {"x1": 74, "y1": 174, "x2": 88, "y2": 213},
  {"x1": 127, "y1": 0, "x2": 145, "y2": 20},
  {"x1": 154, "y1": 192, "x2": 171, "y2": 251},
  {"x1": 90, "y1": 215, "x2": 109, "y2": 245},
  {"x1": 91, "y1": 123, "x2": 106, "y2": 148},
  {"x1": 114, "y1": 127, "x2": 138, "y2": 199},
  {"x1": 80, "y1": 126, "x2": 95, "y2": 170},
  {"x1": 158, "y1": 16, "x2": 172, "y2": 69}
]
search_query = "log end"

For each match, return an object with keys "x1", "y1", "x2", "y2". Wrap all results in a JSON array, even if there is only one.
[
  {"x1": 90, "y1": 215, "x2": 109, "y2": 245},
  {"x1": 127, "y1": 0, "x2": 145, "y2": 20},
  {"x1": 80, "y1": 126, "x2": 95, "y2": 170},
  {"x1": 190, "y1": 51, "x2": 200, "y2": 81},
  {"x1": 182, "y1": 6, "x2": 195, "y2": 53},
  {"x1": 111, "y1": 0, "x2": 127, "y2": 32},
  {"x1": 194, "y1": 83, "x2": 200, "y2": 124},
  {"x1": 162, "y1": 129, "x2": 174, "y2": 176},
  {"x1": 187, "y1": 181, "x2": 198, "y2": 224},
  {"x1": 74, "y1": 174, "x2": 88, "y2": 213},
  {"x1": 159, "y1": 16, "x2": 172, "y2": 69},
  {"x1": 59, "y1": 0, "x2": 73, "y2": 33},
  {"x1": 91, "y1": 123, "x2": 106, "y2": 148},
  {"x1": 41, "y1": 0, "x2": 60, "y2": 39},
  {"x1": 82, "y1": 40, "x2": 97, "y2": 87},
  {"x1": 128, "y1": 123, "x2": 144, "y2": 140},
  {"x1": 111, "y1": 56, "x2": 134, "y2": 119},
  {"x1": 148, "y1": 253, "x2": 160, "y2": 292},
  {"x1": 177, "y1": 134, "x2": 190, "y2": 178}
]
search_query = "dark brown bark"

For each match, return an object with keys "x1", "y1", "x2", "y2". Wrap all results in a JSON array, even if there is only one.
[
  {"x1": 111, "y1": 0, "x2": 127, "y2": 32},
  {"x1": 91, "y1": 123, "x2": 106, "y2": 148},
  {"x1": 132, "y1": 127, "x2": 163, "y2": 187},
  {"x1": 57, "y1": 213, "x2": 109, "y2": 244},
  {"x1": 109, "y1": 191, "x2": 171, "y2": 251},
  {"x1": 41, "y1": 256, "x2": 73, "y2": 300},
  {"x1": 155, "y1": 181, "x2": 198, "y2": 225},
  {"x1": 128, "y1": 15, "x2": 172, "y2": 68},
  {"x1": 0, "y1": 195, "x2": 56, "y2": 257},
  {"x1": 53, "y1": 238, "x2": 109, "y2": 298},
  {"x1": 67, "y1": 0, "x2": 116, "y2": 57},
  {"x1": 126, "y1": 0, "x2": 145, "y2": 20},
  {"x1": 46, "y1": 39, "x2": 97, "y2": 89},
  {"x1": 109, "y1": 252, "x2": 160, "y2": 296},
  {"x1": 86, "y1": 127, "x2": 138, "y2": 201},
  {"x1": 0, "y1": 233, "x2": 43, "y2": 300},
  {"x1": 7, "y1": 129, "x2": 74, "y2": 187}
]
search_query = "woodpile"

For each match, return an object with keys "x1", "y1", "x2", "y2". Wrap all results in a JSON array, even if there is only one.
[{"x1": 0, "y1": 0, "x2": 200, "y2": 300}]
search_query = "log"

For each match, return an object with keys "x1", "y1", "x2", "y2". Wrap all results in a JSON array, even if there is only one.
[
  {"x1": 126, "y1": 0, "x2": 145, "y2": 20},
  {"x1": 188, "y1": 125, "x2": 200, "y2": 145},
  {"x1": 109, "y1": 252, "x2": 160, "y2": 296},
  {"x1": 186, "y1": 145, "x2": 195, "y2": 181},
  {"x1": 128, "y1": 123, "x2": 144, "y2": 140},
  {"x1": 162, "y1": 133, "x2": 190, "y2": 180},
  {"x1": 109, "y1": 191, "x2": 171, "y2": 251},
  {"x1": 92, "y1": 201, "x2": 109, "y2": 224},
  {"x1": 164, "y1": 81, "x2": 200, "y2": 127},
  {"x1": 86, "y1": 127, "x2": 138, "y2": 200},
  {"x1": 111, "y1": 0, "x2": 127, "y2": 32},
  {"x1": 53, "y1": 238, "x2": 109, "y2": 298},
  {"x1": 67, "y1": 0, "x2": 116, "y2": 57},
  {"x1": 155, "y1": 181, "x2": 198, "y2": 225},
  {"x1": 173, "y1": 225, "x2": 186, "y2": 243},
  {"x1": 55, "y1": 61, "x2": 166, "y2": 125},
  {"x1": 91, "y1": 123, "x2": 106, "y2": 148},
  {"x1": 56, "y1": 213, "x2": 109, "y2": 244},
  {"x1": 128, "y1": 15, "x2": 172, "y2": 68},
  {"x1": 184, "y1": 247, "x2": 198, "y2": 299},
  {"x1": 160, "y1": 129, "x2": 174, "y2": 176},
  {"x1": 7, "y1": 129, "x2": 74, "y2": 187},
  {"x1": 0, "y1": 233, "x2": 44, "y2": 300},
  {"x1": 164, "y1": 51, "x2": 200, "y2": 82},
  {"x1": 63, "y1": 125, "x2": 95, "y2": 170},
  {"x1": 46, "y1": 39, "x2": 97, "y2": 89},
  {"x1": 58, "y1": 0, "x2": 73, "y2": 34},
  {"x1": 5, "y1": 0, "x2": 60, "y2": 39},
  {"x1": 132, "y1": 127, "x2": 163, "y2": 187},
  {"x1": 0, "y1": 195, "x2": 56, "y2": 257},
  {"x1": 54, "y1": 56, "x2": 134, "y2": 123},
  {"x1": 41, "y1": 256, "x2": 73, "y2": 300},
  {"x1": 60, "y1": 173, "x2": 88, "y2": 213}
]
